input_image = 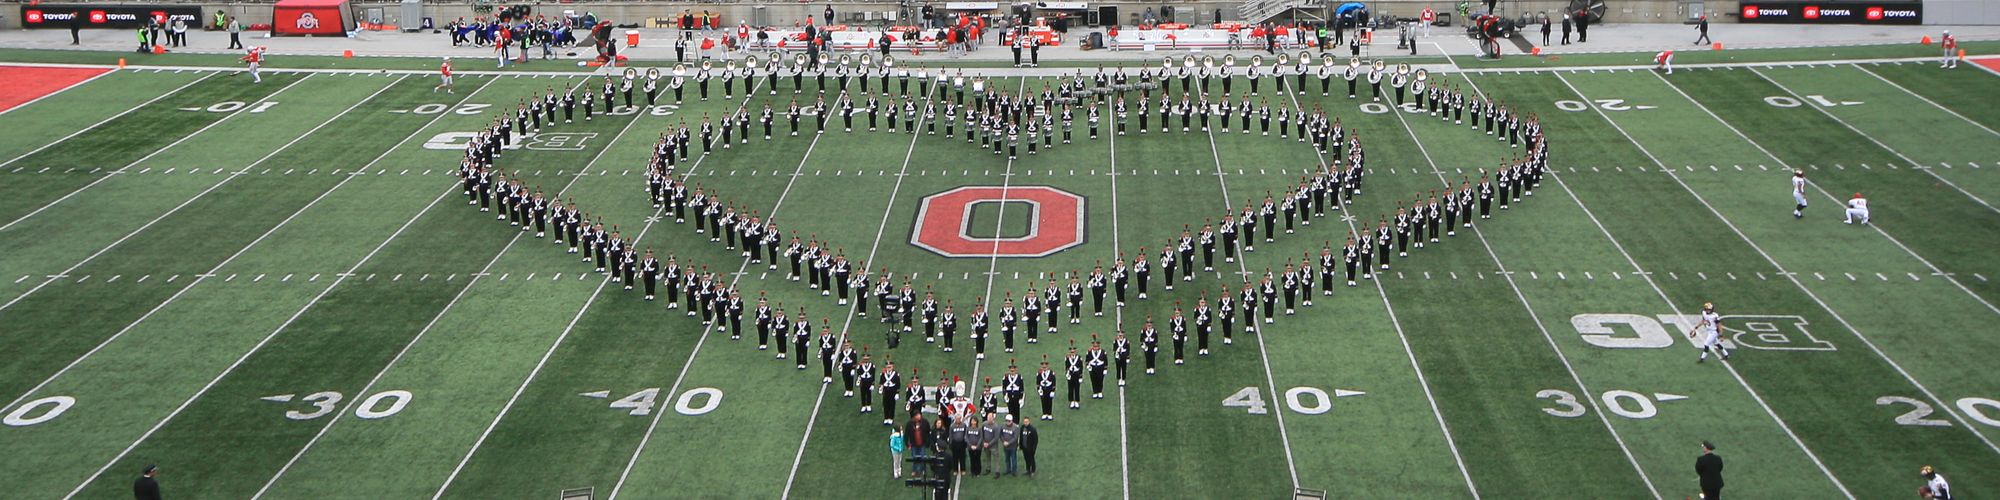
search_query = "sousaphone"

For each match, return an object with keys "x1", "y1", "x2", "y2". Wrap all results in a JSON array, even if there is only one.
[
  {"x1": 646, "y1": 67, "x2": 661, "y2": 82},
  {"x1": 1274, "y1": 53, "x2": 1290, "y2": 68},
  {"x1": 1182, "y1": 55, "x2": 1197, "y2": 68},
  {"x1": 793, "y1": 52, "x2": 808, "y2": 67},
  {"x1": 1161, "y1": 56, "x2": 1173, "y2": 70},
  {"x1": 701, "y1": 59, "x2": 714, "y2": 72},
  {"x1": 726, "y1": 59, "x2": 739, "y2": 72},
  {"x1": 746, "y1": 54, "x2": 762, "y2": 68},
  {"x1": 1413, "y1": 68, "x2": 1430, "y2": 93},
  {"x1": 883, "y1": 55, "x2": 897, "y2": 68},
  {"x1": 839, "y1": 53, "x2": 852, "y2": 67},
  {"x1": 622, "y1": 67, "x2": 639, "y2": 80},
  {"x1": 1202, "y1": 55, "x2": 1217, "y2": 68}
]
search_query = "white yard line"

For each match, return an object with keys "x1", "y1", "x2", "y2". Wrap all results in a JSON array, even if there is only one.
[
  {"x1": 1851, "y1": 64, "x2": 2000, "y2": 139},
  {"x1": 443, "y1": 79, "x2": 768, "y2": 499},
  {"x1": 592, "y1": 85, "x2": 820, "y2": 500},
  {"x1": 1383, "y1": 77, "x2": 1662, "y2": 499},
  {"x1": 0, "y1": 74, "x2": 408, "y2": 415},
  {"x1": 1106, "y1": 105, "x2": 1130, "y2": 500},
  {"x1": 244, "y1": 74, "x2": 639, "y2": 498},
  {"x1": 0, "y1": 74, "x2": 318, "y2": 315},
  {"x1": 753, "y1": 92, "x2": 916, "y2": 499},
  {"x1": 0, "y1": 73, "x2": 221, "y2": 234},
  {"x1": 1637, "y1": 71, "x2": 2000, "y2": 454},
  {"x1": 1747, "y1": 67, "x2": 1999, "y2": 216},
  {"x1": 1542, "y1": 72, "x2": 1855, "y2": 498},
  {"x1": 1200, "y1": 111, "x2": 1301, "y2": 491},
  {"x1": 1279, "y1": 85, "x2": 1479, "y2": 498},
  {"x1": 0, "y1": 71, "x2": 214, "y2": 169},
  {"x1": 943, "y1": 77, "x2": 1030, "y2": 500},
  {"x1": 62, "y1": 74, "x2": 495, "y2": 497},
  {"x1": 0, "y1": 68, "x2": 116, "y2": 117},
  {"x1": 1650, "y1": 70, "x2": 2000, "y2": 321}
]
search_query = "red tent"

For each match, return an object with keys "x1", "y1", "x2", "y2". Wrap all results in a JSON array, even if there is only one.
[{"x1": 272, "y1": 0, "x2": 355, "y2": 36}]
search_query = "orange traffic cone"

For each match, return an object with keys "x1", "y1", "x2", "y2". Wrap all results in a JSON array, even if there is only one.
[
  {"x1": 1531, "y1": 47, "x2": 1542, "y2": 55},
  {"x1": 1959, "y1": 49, "x2": 1968, "y2": 59},
  {"x1": 151, "y1": 44, "x2": 165, "y2": 54},
  {"x1": 1921, "y1": 36, "x2": 1932, "y2": 45},
  {"x1": 1712, "y1": 42, "x2": 1723, "y2": 50},
  {"x1": 117, "y1": 58, "x2": 126, "y2": 69},
  {"x1": 342, "y1": 49, "x2": 354, "y2": 58}
]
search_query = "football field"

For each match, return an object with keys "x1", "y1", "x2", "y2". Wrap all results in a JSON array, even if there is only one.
[{"x1": 1, "y1": 52, "x2": 1998, "y2": 499}]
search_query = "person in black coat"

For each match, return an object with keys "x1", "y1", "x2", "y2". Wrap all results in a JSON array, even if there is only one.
[
  {"x1": 134, "y1": 464, "x2": 162, "y2": 500},
  {"x1": 1019, "y1": 419, "x2": 1040, "y2": 477},
  {"x1": 1541, "y1": 17, "x2": 1552, "y2": 45},
  {"x1": 1574, "y1": 11, "x2": 1589, "y2": 43},
  {"x1": 1695, "y1": 441, "x2": 1724, "y2": 499},
  {"x1": 1561, "y1": 15, "x2": 1572, "y2": 45}
]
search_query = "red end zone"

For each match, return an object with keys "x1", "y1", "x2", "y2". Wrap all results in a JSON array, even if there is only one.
[
  {"x1": 0, "y1": 66, "x2": 111, "y2": 113},
  {"x1": 1972, "y1": 56, "x2": 2000, "y2": 75}
]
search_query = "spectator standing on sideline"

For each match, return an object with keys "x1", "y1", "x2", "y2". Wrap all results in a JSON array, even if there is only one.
[
  {"x1": 69, "y1": 13, "x2": 81, "y2": 45},
  {"x1": 1541, "y1": 16, "x2": 1551, "y2": 45},
  {"x1": 904, "y1": 413, "x2": 930, "y2": 475},
  {"x1": 1694, "y1": 15, "x2": 1711, "y2": 45},
  {"x1": 1019, "y1": 419, "x2": 1039, "y2": 477},
  {"x1": 1000, "y1": 418, "x2": 1020, "y2": 476},
  {"x1": 1575, "y1": 11, "x2": 1588, "y2": 43},
  {"x1": 824, "y1": 5, "x2": 836, "y2": 25},
  {"x1": 228, "y1": 16, "x2": 244, "y2": 49},
  {"x1": 889, "y1": 428, "x2": 905, "y2": 478},
  {"x1": 133, "y1": 464, "x2": 162, "y2": 500},
  {"x1": 1560, "y1": 15, "x2": 1572, "y2": 45},
  {"x1": 1695, "y1": 441, "x2": 1724, "y2": 500}
]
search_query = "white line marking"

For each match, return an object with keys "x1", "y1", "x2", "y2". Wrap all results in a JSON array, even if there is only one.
[
  {"x1": 772, "y1": 79, "x2": 951, "y2": 500},
  {"x1": 1201, "y1": 103, "x2": 1302, "y2": 492},
  {"x1": 64, "y1": 76, "x2": 498, "y2": 496},
  {"x1": 1644, "y1": 71, "x2": 2000, "y2": 454},
  {"x1": 447, "y1": 78, "x2": 770, "y2": 499},
  {"x1": 252, "y1": 76, "x2": 604, "y2": 499},
  {"x1": 0, "y1": 72, "x2": 215, "y2": 169},
  {"x1": 1106, "y1": 109, "x2": 1131, "y2": 500},
  {"x1": 1541, "y1": 71, "x2": 1859, "y2": 498},
  {"x1": 1749, "y1": 67, "x2": 1999, "y2": 216},
  {"x1": 1387, "y1": 79, "x2": 1644, "y2": 499},
  {"x1": 0, "y1": 75, "x2": 322, "y2": 315},
  {"x1": 0, "y1": 75, "x2": 225, "y2": 233}
]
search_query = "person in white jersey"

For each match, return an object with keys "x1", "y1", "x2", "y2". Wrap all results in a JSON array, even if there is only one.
[
  {"x1": 1845, "y1": 192, "x2": 1870, "y2": 225},
  {"x1": 1686, "y1": 302, "x2": 1730, "y2": 363}
]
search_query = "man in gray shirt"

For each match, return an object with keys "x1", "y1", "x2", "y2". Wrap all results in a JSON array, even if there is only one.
[
  {"x1": 949, "y1": 417, "x2": 970, "y2": 476},
  {"x1": 999, "y1": 418, "x2": 1020, "y2": 476},
  {"x1": 982, "y1": 414, "x2": 1004, "y2": 476}
]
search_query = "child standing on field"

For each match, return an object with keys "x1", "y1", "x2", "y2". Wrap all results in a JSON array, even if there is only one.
[{"x1": 889, "y1": 428, "x2": 905, "y2": 478}]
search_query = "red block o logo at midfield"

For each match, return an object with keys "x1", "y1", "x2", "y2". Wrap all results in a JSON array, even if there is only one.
[{"x1": 912, "y1": 186, "x2": 1084, "y2": 258}]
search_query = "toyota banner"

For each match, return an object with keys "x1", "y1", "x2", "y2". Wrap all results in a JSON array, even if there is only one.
[
  {"x1": 19, "y1": 4, "x2": 202, "y2": 30},
  {"x1": 1737, "y1": 2, "x2": 1923, "y2": 25}
]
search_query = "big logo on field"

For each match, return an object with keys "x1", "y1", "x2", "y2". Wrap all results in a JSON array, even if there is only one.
[
  {"x1": 1572, "y1": 313, "x2": 1835, "y2": 351},
  {"x1": 912, "y1": 186, "x2": 1084, "y2": 258}
]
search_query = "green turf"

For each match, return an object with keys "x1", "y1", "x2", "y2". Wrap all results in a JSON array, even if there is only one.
[{"x1": 2, "y1": 48, "x2": 1996, "y2": 499}]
